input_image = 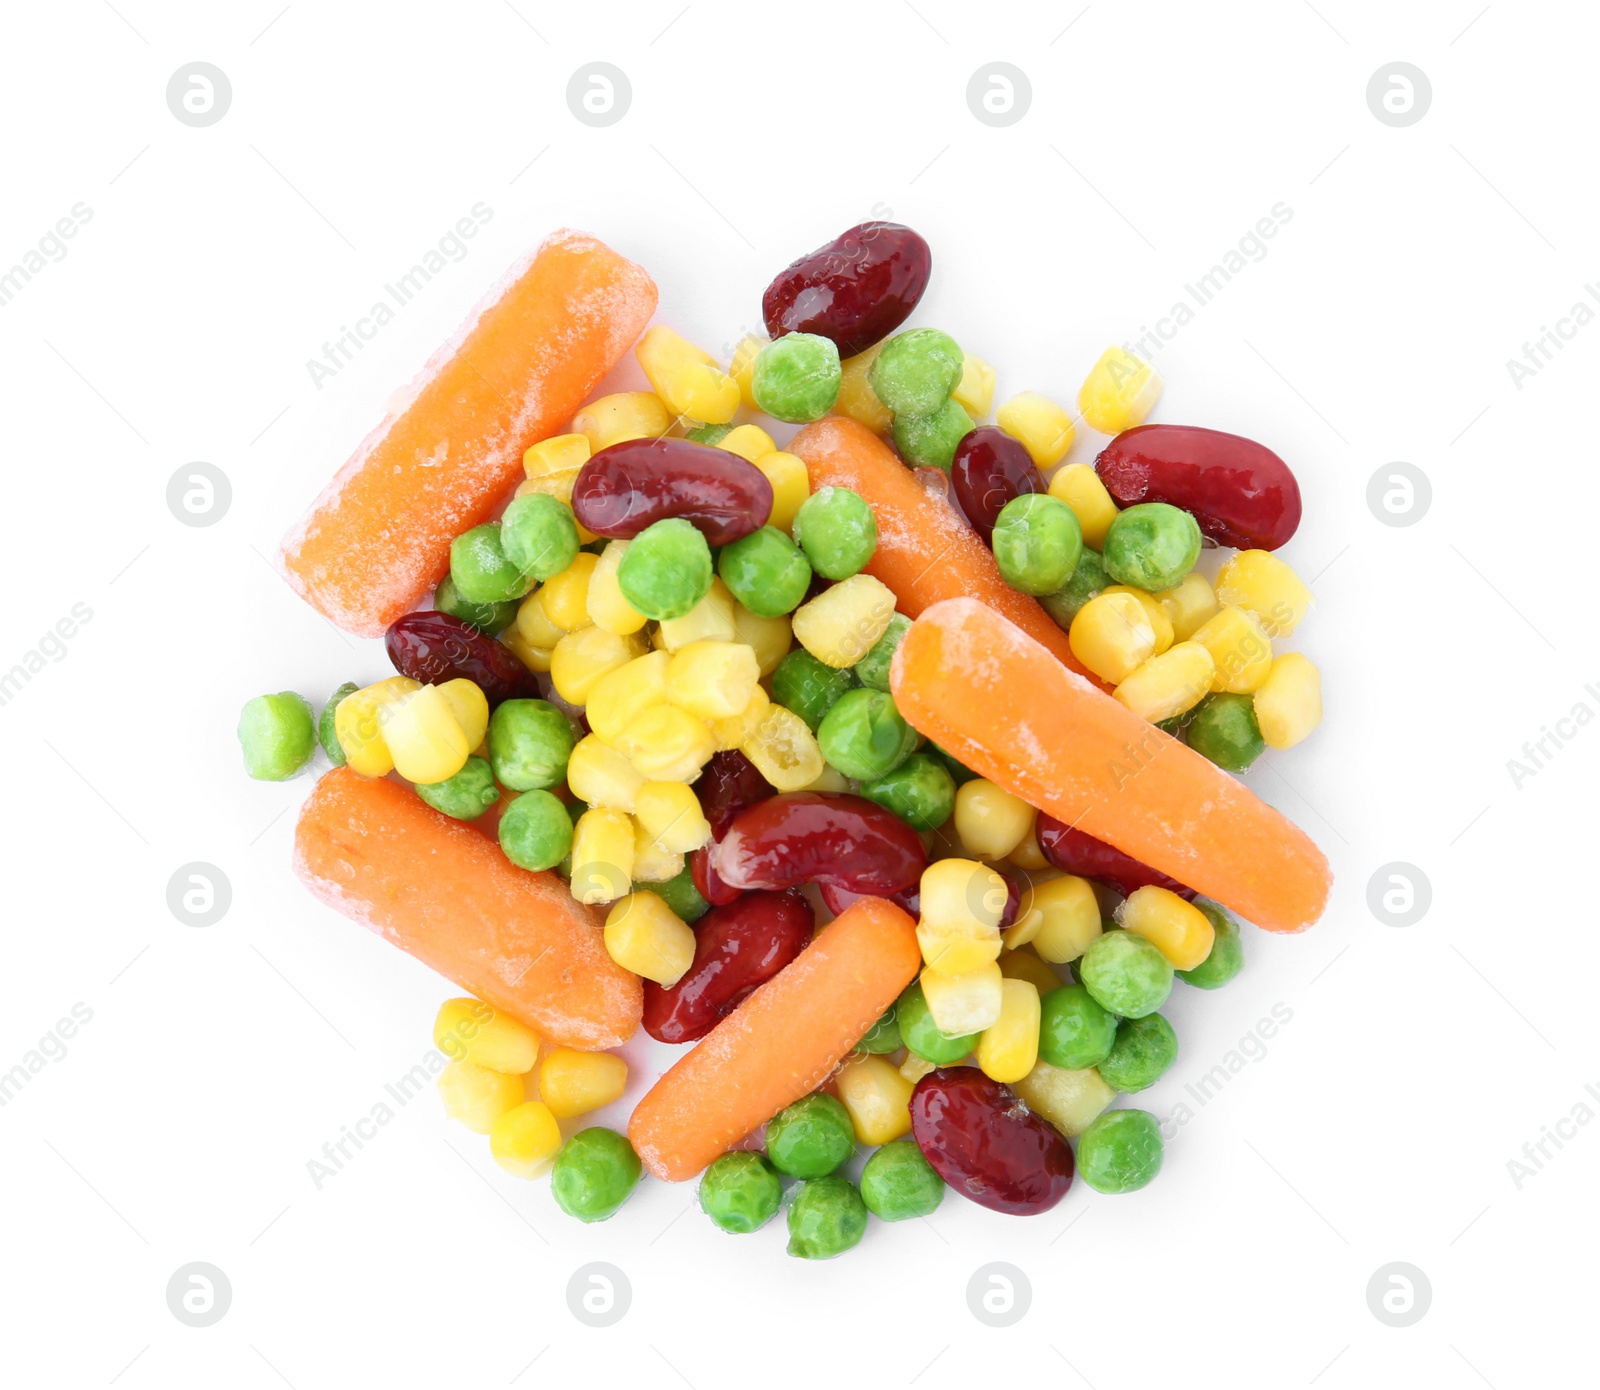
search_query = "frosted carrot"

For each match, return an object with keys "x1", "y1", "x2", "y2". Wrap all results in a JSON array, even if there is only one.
[
  {"x1": 281, "y1": 231, "x2": 657, "y2": 636},
  {"x1": 628, "y1": 896, "x2": 919, "y2": 1180},
  {"x1": 294, "y1": 767, "x2": 641, "y2": 1047},
  {"x1": 890, "y1": 598, "x2": 1330, "y2": 932}
]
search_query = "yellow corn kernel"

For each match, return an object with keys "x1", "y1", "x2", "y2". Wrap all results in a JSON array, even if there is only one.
[
  {"x1": 921, "y1": 962, "x2": 1004, "y2": 1035},
  {"x1": 836, "y1": 342, "x2": 893, "y2": 434},
  {"x1": 1192, "y1": 605, "x2": 1273, "y2": 693},
  {"x1": 501, "y1": 628, "x2": 553, "y2": 674},
  {"x1": 731, "y1": 602, "x2": 791, "y2": 676},
  {"x1": 1114, "y1": 641, "x2": 1216, "y2": 724},
  {"x1": 570, "y1": 807, "x2": 636, "y2": 905},
  {"x1": 1007, "y1": 817, "x2": 1049, "y2": 872},
  {"x1": 572, "y1": 391, "x2": 672, "y2": 452},
  {"x1": 1102, "y1": 584, "x2": 1174, "y2": 654},
  {"x1": 1046, "y1": 463, "x2": 1118, "y2": 549},
  {"x1": 976, "y1": 978, "x2": 1041, "y2": 1084},
  {"x1": 740, "y1": 703, "x2": 824, "y2": 790},
  {"x1": 334, "y1": 676, "x2": 420, "y2": 777},
  {"x1": 1253, "y1": 652, "x2": 1322, "y2": 750},
  {"x1": 537, "y1": 1046, "x2": 629, "y2": 1119},
  {"x1": 709, "y1": 683, "x2": 771, "y2": 752},
  {"x1": 1078, "y1": 346, "x2": 1162, "y2": 435},
  {"x1": 791, "y1": 573, "x2": 896, "y2": 668},
  {"x1": 1025, "y1": 875, "x2": 1102, "y2": 963},
  {"x1": 566, "y1": 735, "x2": 646, "y2": 812},
  {"x1": 551, "y1": 625, "x2": 646, "y2": 707},
  {"x1": 835, "y1": 1054, "x2": 915, "y2": 1144},
  {"x1": 631, "y1": 822, "x2": 685, "y2": 883},
  {"x1": 718, "y1": 423, "x2": 777, "y2": 463},
  {"x1": 603, "y1": 890, "x2": 695, "y2": 985},
  {"x1": 997, "y1": 391, "x2": 1075, "y2": 468},
  {"x1": 952, "y1": 352, "x2": 996, "y2": 420},
  {"x1": 1069, "y1": 591, "x2": 1158, "y2": 684},
  {"x1": 516, "y1": 589, "x2": 567, "y2": 649},
  {"x1": 587, "y1": 539, "x2": 649, "y2": 636},
  {"x1": 999, "y1": 945, "x2": 1063, "y2": 996},
  {"x1": 1154, "y1": 571, "x2": 1219, "y2": 642},
  {"x1": 524, "y1": 432, "x2": 592, "y2": 480},
  {"x1": 433, "y1": 997, "x2": 538, "y2": 1074},
  {"x1": 615, "y1": 703, "x2": 716, "y2": 783},
  {"x1": 384, "y1": 683, "x2": 471, "y2": 784},
  {"x1": 730, "y1": 333, "x2": 769, "y2": 412},
  {"x1": 634, "y1": 781, "x2": 712, "y2": 854},
  {"x1": 434, "y1": 679, "x2": 490, "y2": 753},
  {"x1": 754, "y1": 450, "x2": 810, "y2": 533},
  {"x1": 657, "y1": 577, "x2": 738, "y2": 650},
  {"x1": 666, "y1": 640, "x2": 761, "y2": 721},
  {"x1": 1215, "y1": 550, "x2": 1314, "y2": 638},
  {"x1": 920, "y1": 857, "x2": 1009, "y2": 930},
  {"x1": 636, "y1": 325, "x2": 741, "y2": 424},
  {"x1": 1013, "y1": 1059, "x2": 1115, "y2": 1138},
  {"x1": 900, "y1": 1051, "x2": 938, "y2": 1084},
  {"x1": 538, "y1": 552, "x2": 599, "y2": 633},
  {"x1": 1119, "y1": 884, "x2": 1215, "y2": 970},
  {"x1": 437, "y1": 1059, "x2": 524, "y2": 1134},
  {"x1": 953, "y1": 779, "x2": 1034, "y2": 860},
  {"x1": 917, "y1": 917, "x2": 1002, "y2": 975},
  {"x1": 490, "y1": 1100, "x2": 562, "y2": 1179},
  {"x1": 585, "y1": 650, "x2": 669, "y2": 744}
]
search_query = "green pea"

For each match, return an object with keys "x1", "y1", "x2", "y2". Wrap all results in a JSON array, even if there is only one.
[
  {"x1": 1097, "y1": 1013, "x2": 1177, "y2": 1092},
  {"x1": 1075, "y1": 1109, "x2": 1164, "y2": 1194},
  {"x1": 786, "y1": 1174, "x2": 868, "y2": 1259},
  {"x1": 1103, "y1": 502, "x2": 1201, "y2": 591},
  {"x1": 992, "y1": 494, "x2": 1083, "y2": 597},
  {"x1": 500, "y1": 493, "x2": 580, "y2": 582},
  {"x1": 771, "y1": 649, "x2": 854, "y2": 732},
  {"x1": 685, "y1": 422, "x2": 733, "y2": 445},
  {"x1": 616, "y1": 517, "x2": 713, "y2": 621},
  {"x1": 853, "y1": 613, "x2": 911, "y2": 692},
  {"x1": 718, "y1": 526, "x2": 813, "y2": 618},
  {"x1": 793, "y1": 486, "x2": 878, "y2": 580},
  {"x1": 497, "y1": 790, "x2": 574, "y2": 871},
  {"x1": 1186, "y1": 693, "x2": 1265, "y2": 772},
  {"x1": 897, "y1": 981, "x2": 976, "y2": 1065},
  {"x1": 860, "y1": 1140, "x2": 944, "y2": 1221},
  {"x1": 698, "y1": 1151, "x2": 782, "y2": 1233},
  {"x1": 488, "y1": 698, "x2": 574, "y2": 791},
  {"x1": 817, "y1": 688, "x2": 918, "y2": 781},
  {"x1": 416, "y1": 755, "x2": 501, "y2": 821},
  {"x1": 1038, "y1": 984, "x2": 1118, "y2": 1070},
  {"x1": 550, "y1": 1127, "x2": 642, "y2": 1222},
  {"x1": 859, "y1": 752, "x2": 955, "y2": 832},
  {"x1": 450, "y1": 523, "x2": 535, "y2": 604},
  {"x1": 891, "y1": 398, "x2": 974, "y2": 471},
  {"x1": 433, "y1": 577, "x2": 517, "y2": 635},
  {"x1": 1179, "y1": 902, "x2": 1245, "y2": 988},
  {"x1": 318, "y1": 682, "x2": 359, "y2": 766},
  {"x1": 869, "y1": 328, "x2": 963, "y2": 415},
  {"x1": 766, "y1": 1093, "x2": 855, "y2": 1179},
  {"x1": 1078, "y1": 930, "x2": 1173, "y2": 1019},
  {"x1": 1039, "y1": 547, "x2": 1108, "y2": 629},
  {"x1": 651, "y1": 861, "x2": 710, "y2": 924},
  {"x1": 752, "y1": 332, "x2": 842, "y2": 423},
  {"x1": 855, "y1": 1005, "x2": 902, "y2": 1055},
  {"x1": 932, "y1": 744, "x2": 979, "y2": 787},
  {"x1": 238, "y1": 692, "x2": 317, "y2": 781}
]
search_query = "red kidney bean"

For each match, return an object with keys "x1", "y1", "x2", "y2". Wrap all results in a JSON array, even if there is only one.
[
  {"x1": 819, "y1": 881, "x2": 920, "y2": 920},
  {"x1": 697, "y1": 750, "x2": 775, "y2": 840},
  {"x1": 1095, "y1": 424, "x2": 1302, "y2": 551},
  {"x1": 642, "y1": 890, "x2": 814, "y2": 1043},
  {"x1": 951, "y1": 427, "x2": 1043, "y2": 543},
  {"x1": 761, "y1": 222, "x2": 932, "y2": 357},
  {"x1": 385, "y1": 611, "x2": 540, "y2": 707},
  {"x1": 572, "y1": 438, "x2": 774, "y2": 547},
  {"x1": 689, "y1": 844, "x2": 743, "y2": 907},
  {"x1": 714, "y1": 793, "x2": 927, "y2": 896},
  {"x1": 1036, "y1": 814, "x2": 1196, "y2": 900},
  {"x1": 910, "y1": 1068, "x2": 1074, "y2": 1215}
]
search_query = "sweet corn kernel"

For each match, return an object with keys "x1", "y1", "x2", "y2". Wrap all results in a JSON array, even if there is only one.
[
  {"x1": 1007, "y1": 817, "x2": 1049, "y2": 872},
  {"x1": 524, "y1": 432, "x2": 592, "y2": 480},
  {"x1": 1078, "y1": 346, "x2": 1162, "y2": 435},
  {"x1": 730, "y1": 333, "x2": 769, "y2": 412},
  {"x1": 921, "y1": 962, "x2": 1004, "y2": 1035},
  {"x1": 435, "y1": 677, "x2": 489, "y2": 751},
  {"x1": 586, "y1": 650, "x2": 670, "y2": 744},
  {"x1": 835, "y1": 1054, "x2": 914, "y2": 1144},
  {"x1": 999, "y1": 945, "x2": 1063, "y2": 996},
  {"x1": 1102, "y1": 585, "x2": 1174, "y2": 654},
  {"x1": 1119, "y1": 884, "x2": 1215, "y2": 970},
  {"x1": 1046, "y1": 463, "x2": 1119, "y2": 549},
  {"x1": 1025, "y1": 875, "x2": 1102, "y2": 963},
  {"x1": 501, "y1": 628, "x2": 553, "y2": 674},
  {"x1": 636, "y1": 325, "x2": 741, "y2": 424},
  {"x1": 976, "y1": 978, "x2": 1041, "y2": 1084},
  {"x1": 900, "y1": 1052, "x2": 938, "y2": 1084},
  {"x1": 1013, "y1": 1059, "x2": 1115, "y2": 1138},
  {"x1": 437, "y1": 1059, "x2": 524, "y2": 1134},
  {"x1": 731, "y1": 602, "x2": 791, "y2": 676},
  {"x1": 1215, "y1": 550, "x2": 1314, "y2": 638},
  {"x1": 952, "y1": 353, "x2": 996, "y2": 420},
  {"x1": 572, "y1": 391, "x2": 672, "y2": 452},
  {"x1": 754, "y1": 450, "x2": 810, "y2": 533},
  {"x1": 997, "y1": 391, "x2": 1076, "y2": 468},
  {"x1": 1155, "y1": 571, "x2": 1219, "y2": 642},
  {"x1": 1114, "y1": 641, "x2": 1216, "y2": 724},
  {"x1": 800, "y1": 763, "x2": 853, "y2": 793},
  {"x1": 616, "y1": 703, "x2": 717, "y2": 783},
  {"x1": 603, "y1": 890, "x2": 695, "y2": 985},
  {"x1": 1192, "y1": 605, "x2": 1273, "y2": 693},
  {"x1": 718, "y1": 424, "x2": 777, "y2": 463},
  {"x1": 634, "y1": 781, "x2": 712, "y2": 853},
  {"x1": 334, "y1": 676, "x2": 421, "y2": 777},
  {"x1": 566, "y1": 735, "x2": 646, "y2": 812},
  {"x1": 537, "y1": 1046, "x2": 629, "y2": 1119},
  {"x1": 384, "y1": 683, "x2": 472, "y2": 784},
  {"x1": 1069, "y1": 591, "x2": 1158, "y2": 684},
  {"x1": 740, "y1": 703, "x2": 824, "y2": 790},
  {"x1": 1001, "y1": 899, "x2": 1043, "y2": 951},
  {"x1": 791, "y1": 573, "x2": 897, "y2": 668},
  {"x1": 551, "y1": 625, "x2": 647, "y2": 707},
  {"x1": 836, "y1": 342, "x2": 894, "y2": 433},
  {"x1": 709, "y1": 683, "x2": 771, "y2": 752},
  {"x1": 587, "y1": 539, "x2": 649, "y2": 636},
  {"x1": 570, "y1": 807, "x2": 636, "y2": 905},
  {"x1": 516, "y1": 589, "x2": 567, "y2": 649},
  {"x1": 538, "y1": 552, "x2": 599, "y2": 632},
  {"x1": 917, "y1": 917, "x2": 1002, "y2": 975},
  {"x1": 1253, "y1": 652, "x2": 1322, "y2": 750},
  {"x1": 920, "y1": 857, "x2": 1009, "y2": 930},
  {"x1": 433, "y1": 997, "x2": 538, "y2": 1074},
  {"x1": 490, "y1": 1100, "x2": 562, "y2": 1179},
  {"x1": 631, "y1": 822, "x2": 685, "y2": 883},
  {"x1": 666, "y1": 640, "x2": 761, "y2": 721},
  {"x1": 953, "y1": 779, "x2": 1034, "y2": 859},
  {"x1": 657, "y1": 577, "x2": 737, "y2": 650}
]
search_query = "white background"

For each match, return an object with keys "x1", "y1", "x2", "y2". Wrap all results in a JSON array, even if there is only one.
[{"x1": 1, "y1": 1, "x2": 1594, "y2": 1386}]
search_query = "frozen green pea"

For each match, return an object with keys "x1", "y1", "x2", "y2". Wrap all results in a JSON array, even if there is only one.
[
  {"x1": 1179, "y1": 902, "x2": 1245, "y2": 988},
  {"x1": 433, "y1": 577, "x2": 517, "y2": 634},
  {"x1": 500, "y1": 493, "x2": 580, "y2": 582},
  {"x1": 1097, "y1": 1013, "x2": 1177, "y2": 1092},
  {"x1": 1038, "y1": 984, "x2": 1118, "y2": 1070},
  {"x1": 497, "y1": 790, "x2": 574, "y2": 871},
  {"x1": 1039, "y1": 547, "x2": 1108, "y2": 629},
  {"x1": 786, "y1": 1174, "x2": 868, "y2": 1259},
  {"x1": 992, "y1": 494, "x2": 1083, "y2": 597},
  {"x1": 652, "y1": 862, "x2": 710, "y2": 924},
  {"x1": 1103, "y1": 502, "x2": 1201, "y2": 591},
  {"x1": 793, "y1": 486, "x2": 878, "y2": 580},
  {"x1": 416, "y1": 755, "x2": 501, "y2": 821},
  {"x1": 488, "y1": 698, "x2": 574, "y2": 791},
  {"x1": 550, "y1": 1127, "x2": 642, "y2": 1222},
  {"x1": 698, "y1": 1151, "x2": 782, "y2": 1233},
  {"x1": 891, "y1": 398, "x2": 974, "y2": 471},
  {"x1": 1186, "y1": 693, "x2": 1265, "y2": 772},
  {"x1": 685, "y1": 422, "x2": 733, "y2": 445},
  {"x1": 859, "y1": 752, "x2": 955, "y2": 832},
  {"x1": 766, "y1": 1093, "x2": 855, "y2": 1178},
  {"x1": 718, "y1": 526, "x2": 812, "y2": 618},
  {"x1": 860, "y1": 1140, "x2": 944, "y2": 1221},
  {"x1": 450, "y1": 523, "x2": 535, "y2": 605},
  {"x1": 1077, "y1": 929, "x2": 1173, "y2": 1019},
  {"x1": 853, "y1": 613, "x2": 911, "y2": 692},
  {"x1": 771, "y1": 649, "x2": 854, "y2": 732},
  {"x1": 870, "y1": 328, "x2": 963, "y2": 415},
  {"x1": 318, "y1": 682, "x2": 358, "y2": 766},
  {"x1": 616, "y1": 517, "x2": 713, "y2": 621},
  {"x1": 1075, "y1": 1109, "x2": 1164, "y2": 1194},
  {"x1": 238, "y1": 692, "x2": 317, "y2": 781},
  {"x1": 817, "y1": 688, "x2": 918, "y2": 781},
  {"x1": 752, "y1": 333, "x2": 841, "y2": 423},
  {"x1": 898, "y1": 981, "x2": 976, "y2": 1065},
  {"x1": 856, "y1": 1005, "x2": 903, "y2": 1055}
]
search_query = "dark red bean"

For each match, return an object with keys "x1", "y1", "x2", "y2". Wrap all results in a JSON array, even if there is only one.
[
  {"x1": 714, "y1": 792, "x2": 927, "y2": 896},
  {"x1": 689, "y1": 844, "x2": 743, "y2": 907},
  {"x1": 385, "y1": 611, "x2": 540, "y2": 707},
  {"x1": 642, "y1": 890, "x2": 814, "y2": 1043},
  {"x1": 1036, "y1": 814, "x2": 1196, "y2": 900},
  {"x1": 910, "y1": 1068, "x2": 1074, "y2": 1215},
  {"x1": 1095, "y1": 424, "x2": 1302, "y2": 551},
  {"x1": 761, "y1": 222, "x2": 932, "y2": 357},
  {"x1": 951, "y1": 427, "x2": 1043, "y2": 543},
  {"x1": 572, "y1": 438, "x2": 773, "y2": 547},
  {"x1": 696, "y1": 750, "x2": 775, "y2": 840},
  {"x1": 818, "y1": 881, "x2": 920, "y2": 920}
]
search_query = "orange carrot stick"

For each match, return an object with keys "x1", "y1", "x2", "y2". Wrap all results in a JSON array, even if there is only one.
[
  {"x1": 282, "y1": 231, "x2": 657, "y2": 636},
  {"x1": 891, "y1": 598, "x2": 1330, "y2": 932},
  {"x1": 628, "y1": 896, "x2": 919, "y2": 1180},
  {"x1": 294, "y1": 767, "x2": 641, "y2": 1047}
]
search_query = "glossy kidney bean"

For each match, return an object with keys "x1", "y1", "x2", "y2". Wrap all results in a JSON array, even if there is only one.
[
  {"x1": 951, "y1": 427, "x2": 1043, "y2": 543},
  {"x1": 1095, "y1": 424, "x2": 1302, "y2": 551},
  {"x1": 572, "y1": 438, "x2": 774, "y2": 547},
  {"x1": 714, "y1": 793, "x2": 927, "y2": 896},
  {"x1": 689, "y1": 844, "x2": 743, "y2": 908},
  {"x1": 910, "y1": 1067, "x2": 1074, "y2": 1215},
  {"x1": 642, "y1": 890, "x2": 814, "y2": 1043},
  {"x1": 697, "y1": 750, "x2": 775, "y2": 840},
  {"x1": 385, "y1": 611, "x2": 540, "y2": 707},
  {"x1": 761, "y1": 222, "x2": 933, "y2": 357},
  {"x1": 1036, "y1": 813, "x2": 1196, "y2": 900}
]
